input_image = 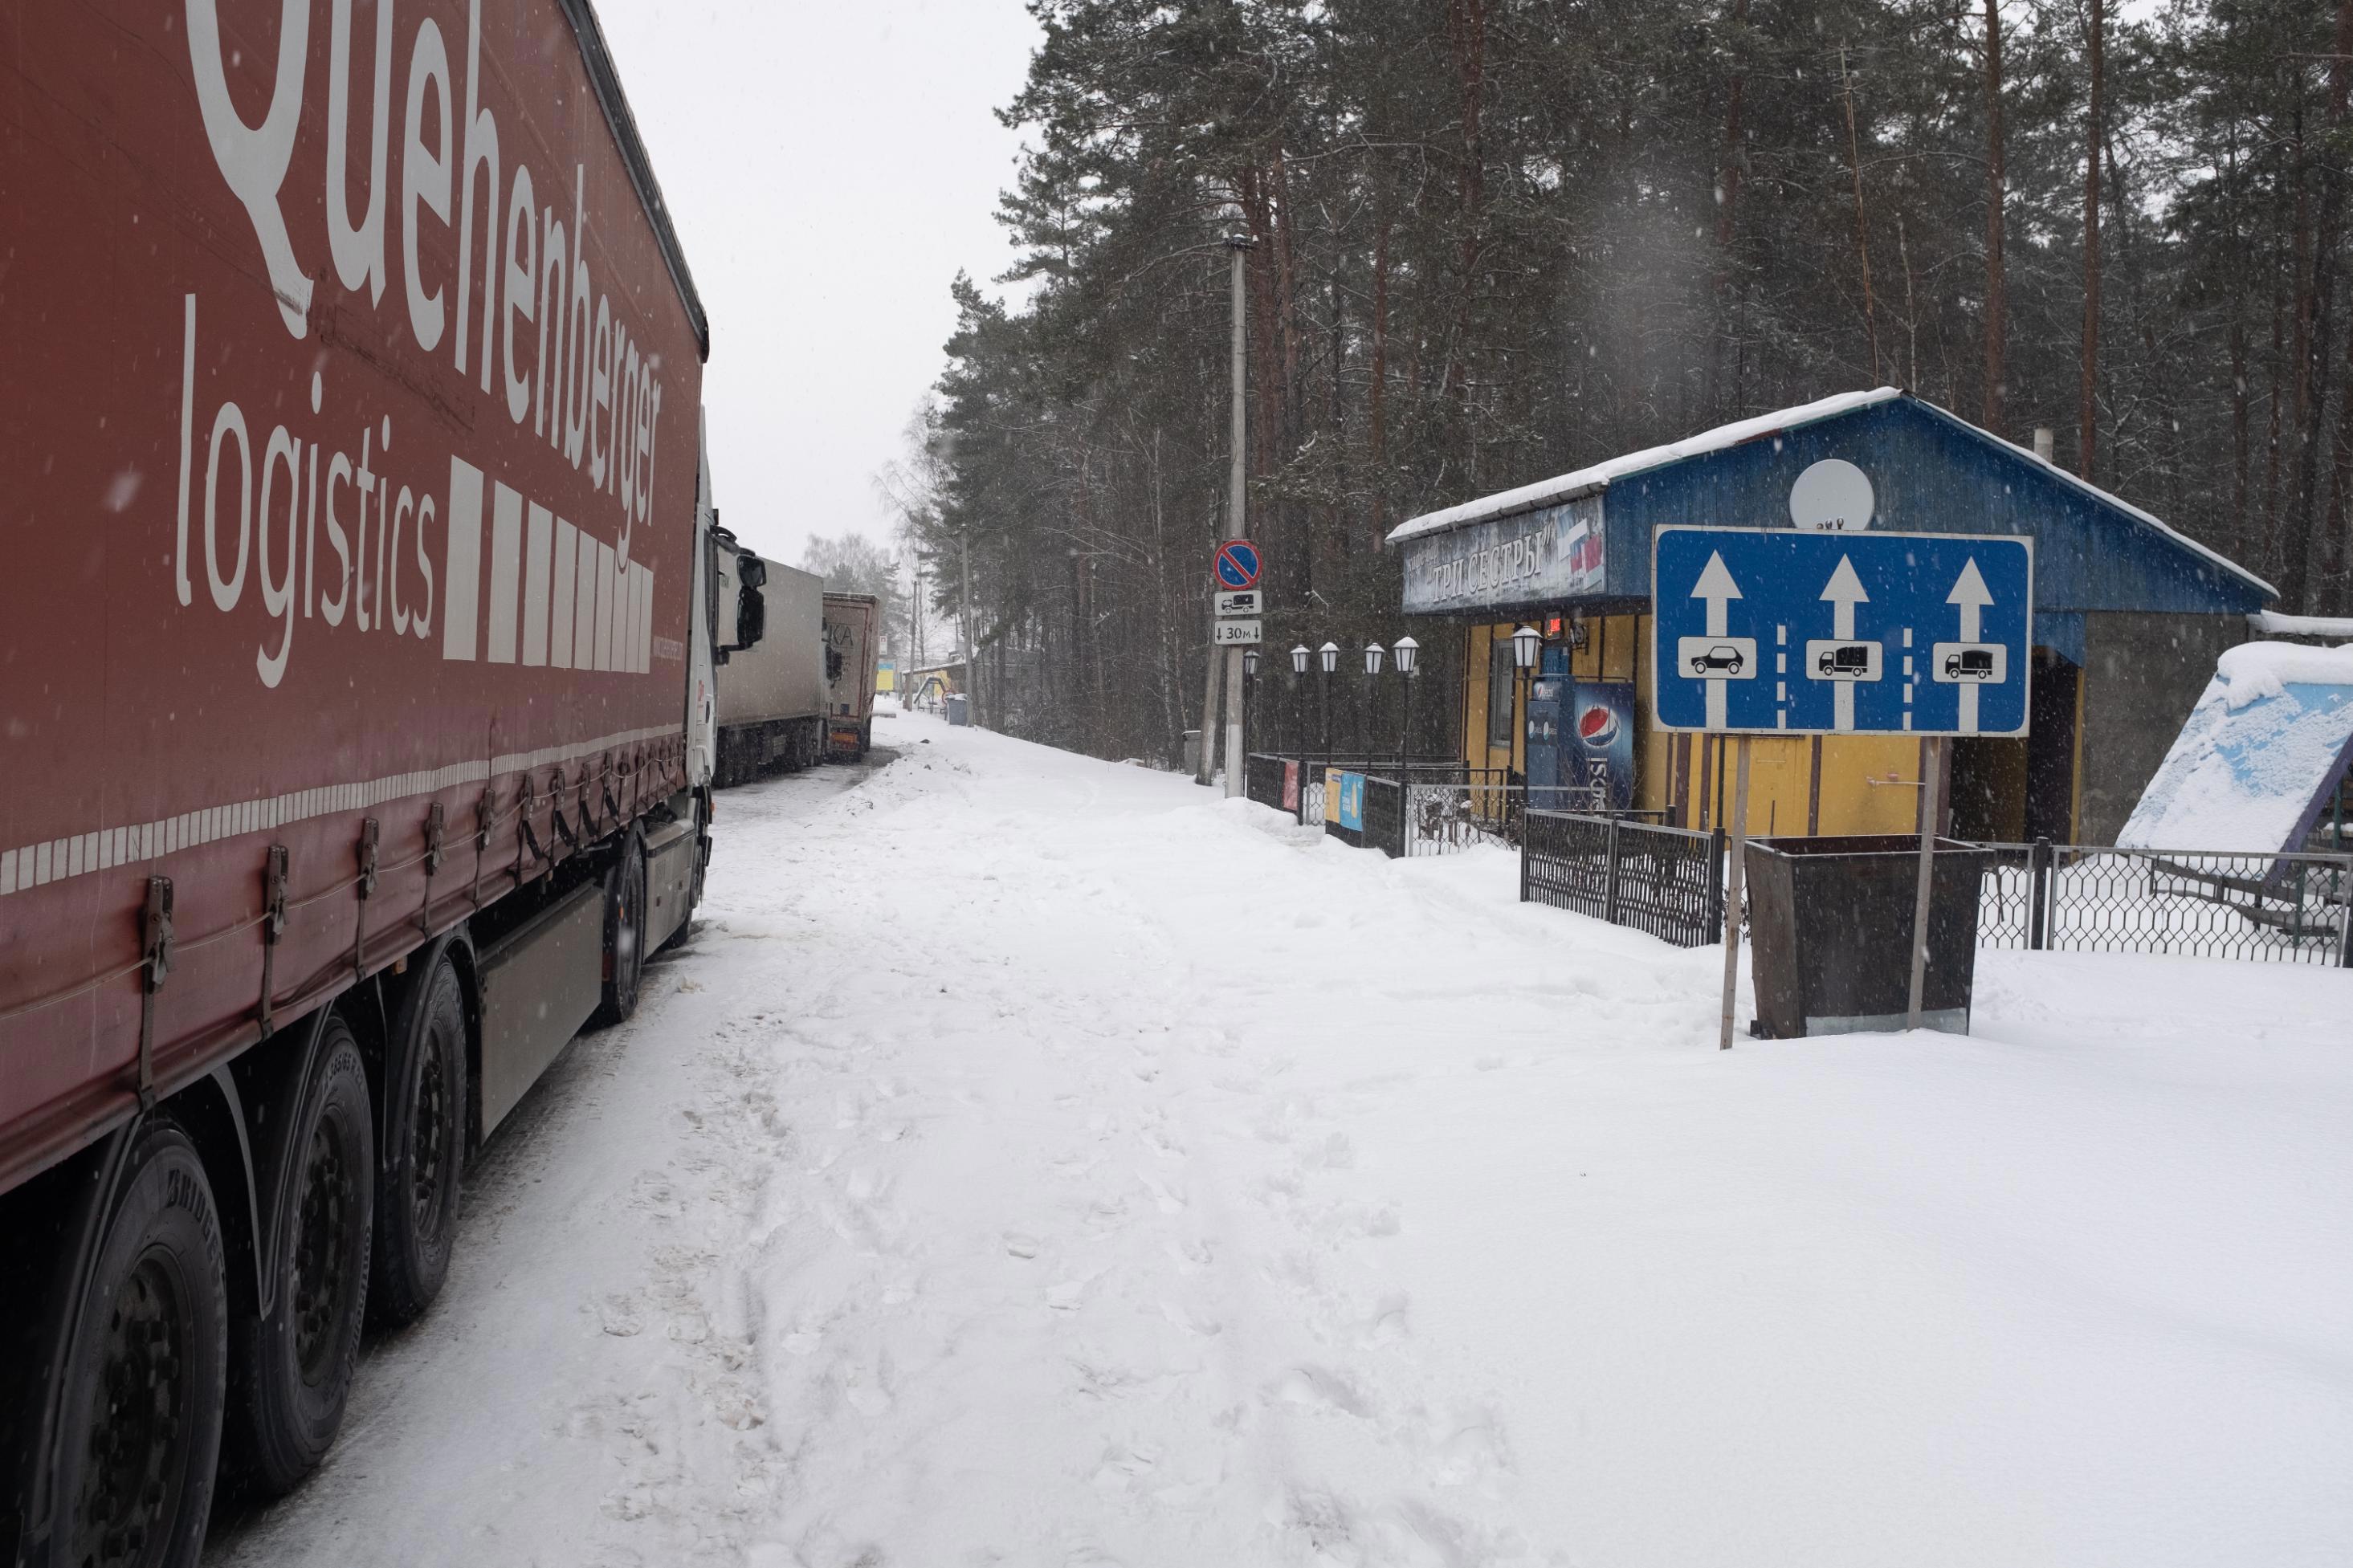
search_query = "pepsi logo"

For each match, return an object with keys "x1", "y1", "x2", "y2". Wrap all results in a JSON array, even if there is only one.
[{"x1": 1576, "y1": 705, "x2": 1619, "y2": 746}]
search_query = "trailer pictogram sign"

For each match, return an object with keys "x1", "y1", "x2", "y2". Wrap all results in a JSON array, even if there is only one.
[{"x1": 1213, "y1": 540, "x2": 1262, "y2": 591}]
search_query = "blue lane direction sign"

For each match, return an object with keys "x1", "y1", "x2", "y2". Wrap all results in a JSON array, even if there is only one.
[
  {"x1": 1651, "y1": 527, "x2": 2032, "y2": 737},
  {"x1": 1214, "y1": 540, "x2": 1262, "y2": 591}
]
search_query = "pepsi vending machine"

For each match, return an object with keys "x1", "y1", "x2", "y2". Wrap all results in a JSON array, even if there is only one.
[
  {"x1": 1567, "y1": 682, "x2": 1637, "y2": 809},
  {"x1": 1523, "y1": 646, "x2": 1571, "y2": 810}
]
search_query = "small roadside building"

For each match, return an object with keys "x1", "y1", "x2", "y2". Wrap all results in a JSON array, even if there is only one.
[
  {"x1": 900, "y1": 660, "x2": 964, "y2": 707},
  {"x1": 1387, "y1": 389, "x2": 2275, "y2": 845}
]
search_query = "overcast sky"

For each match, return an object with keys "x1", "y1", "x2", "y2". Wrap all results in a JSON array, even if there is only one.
[{"x1": 597, "y1": 1, "x2": 1041, "y2": 568}]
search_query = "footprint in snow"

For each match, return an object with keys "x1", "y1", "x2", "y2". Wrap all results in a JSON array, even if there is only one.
[
  {"x1": 1270, "y1": 1363, "x2": 1376, "y2": 1419},
  {"x1": 1135, "y1": 1168, "x2": 1187, "y2": 1214},
  {"x1": 1160, "y1": 1301, "x2": 1221, "y2": 1338}
]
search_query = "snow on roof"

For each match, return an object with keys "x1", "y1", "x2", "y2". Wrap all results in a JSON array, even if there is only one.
[
  {"x1": 2115, "y1": 640, "x2": 2353, "y2": 853},
  {"x1": 1386, "y1": 389, "x2": 1902, "y2": 544},
  {"x1": 2212, "y1": 637, "x2": 2353, "y2": 698},
  {"x1": 2250, "y1": 609, "x2": 2353, "y2": 640},
  {"x1": 1384, "y1": 389, "x2": 2278, "y2": 603}
]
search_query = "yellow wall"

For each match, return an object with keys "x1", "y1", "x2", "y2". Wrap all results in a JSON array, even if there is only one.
[
  {"x1": 1462, "y1": 623, "x2": 1499, "y2": 771},
  {"x1": 1452, "y1": 616, "x2": 1935, "y2": 837}
]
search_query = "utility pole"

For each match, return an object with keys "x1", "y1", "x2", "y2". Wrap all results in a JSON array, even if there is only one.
[
  {"x1": 1199, "y1": 232, "x2": 1254, "y2": 788},
  {"x1": 960, "y1": 529, "x2": 979, "y2": 728},
  {"x1": 1222, "y1": 234, "x2": 1253, "y2": 798}
]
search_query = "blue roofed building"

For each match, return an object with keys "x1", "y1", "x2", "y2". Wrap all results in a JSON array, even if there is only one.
[{"x1": 1387, "y1": 389, "x2": 2274, "y2": 844}]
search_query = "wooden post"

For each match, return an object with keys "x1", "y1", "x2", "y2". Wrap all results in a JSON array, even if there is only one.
[
  {"x1": 1719, "y1": 735, "x2": 1752, "y2": 1051},
  {"x1": 1906, "y1": 735, "x2": 1946, "y2": 1028}
]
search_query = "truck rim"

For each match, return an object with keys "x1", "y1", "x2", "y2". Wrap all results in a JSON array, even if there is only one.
[
  {"x1": 615, "y1": 849, "x2": 645, "y2": 1007},
  {"x1": 293, "y1": 1121, "x2": 356, "y2": 1383},
  {"x1": 410, "y1": 1034, "x2": 449, "y2": 1240},
  {"x1": 76, "y1": 1249, "x2": 190, "y2": 1567}
]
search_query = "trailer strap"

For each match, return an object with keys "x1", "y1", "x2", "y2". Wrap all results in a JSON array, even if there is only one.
[{"x1": 138, "y1": 877, "x2": 173, "y2": 1108}]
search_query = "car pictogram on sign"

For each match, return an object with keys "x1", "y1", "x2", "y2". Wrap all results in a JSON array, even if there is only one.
[{"x1": 1689, "y1": 644, "x2": 1745, "y2": 675}]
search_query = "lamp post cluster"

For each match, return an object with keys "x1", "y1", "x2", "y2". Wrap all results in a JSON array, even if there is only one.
[{"x1": 1278, "y1": 637, "x2": 1420, "y2": 780}]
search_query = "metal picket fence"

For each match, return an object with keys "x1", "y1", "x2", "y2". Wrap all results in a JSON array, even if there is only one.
[{"x1": 1521, "y1": 810, "x2": 1727, "y2": 948}]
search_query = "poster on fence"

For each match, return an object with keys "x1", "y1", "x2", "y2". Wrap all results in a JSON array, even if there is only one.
[
  {"x1": 1336, "y1": 772, "x2": 1367, "y2": 832},
  {"x1": 1283, "y1": 760, "x2": 1300, "y2": 812},
  {"x1": 1569, "y1": 681, "x2": 1637, "y2": 810}
]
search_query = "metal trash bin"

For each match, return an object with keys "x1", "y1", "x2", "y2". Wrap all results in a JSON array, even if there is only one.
[
  {"x1": 1181, "y1": 729, "x2": 1201, "y2": 774},
  {"x1": 944, "y1": 694, "x2": 970, "y2": 727},
  {"x1": 1744, "y1": 835, "x2": 1991, "y2": 1037}
]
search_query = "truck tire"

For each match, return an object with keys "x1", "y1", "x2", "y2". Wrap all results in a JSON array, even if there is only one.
[
  {"x1": 224, "y1": 1020, "x2": 373, "y2": 1497},
  {"x1": 44, "y1": 1122, "x2": 228, "y2": 1568},
  {"x1": 595, "y1": 831, "x2": 649, "y2": 1026},
  {"x1": 370, "y1": 955, "x2": 467, "y2": 1328}
]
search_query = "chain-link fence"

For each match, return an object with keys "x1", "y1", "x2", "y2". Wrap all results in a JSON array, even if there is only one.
[{"x1": 1974, "y1": 841, "x2": 2353, "y2": 964}]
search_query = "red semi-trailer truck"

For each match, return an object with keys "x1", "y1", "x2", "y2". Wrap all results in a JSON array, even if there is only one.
[{"x1": 0, "y1": 5, "x2": 765, "y2": 1562}]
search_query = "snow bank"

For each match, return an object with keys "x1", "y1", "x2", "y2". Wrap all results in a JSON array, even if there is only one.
[{"x1": 2119, "y1": 641, "x2": 2353, "y2": 853}]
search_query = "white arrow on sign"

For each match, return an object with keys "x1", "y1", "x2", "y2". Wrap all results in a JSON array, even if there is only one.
[
  {"x1": 1820, "y1": 555, "x2": 1870, "y2": 732},
  {"x1": 1692, "y1": 551, "x2": 1743, "y2": 729},
  {"x1": 1947, "y1": 557, "x2": 1993, "y2": 735}
]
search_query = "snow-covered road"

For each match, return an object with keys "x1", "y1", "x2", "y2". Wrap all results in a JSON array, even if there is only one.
[{"x1": 209, "y1": 707, "x2": 2353, "y2": 1567}]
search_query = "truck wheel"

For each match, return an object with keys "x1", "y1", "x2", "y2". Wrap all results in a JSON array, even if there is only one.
[
  {"x1": 46, "y1": 1123, "x2": 228, "y2": 1568},
  {"x1": 595, "y1": 832, "x2": 648, "y2": 1026},
  {"x1": 370, "y1": 955, "x2": 467, "y2": 1328},
  {"x1": 225, "y1": 1021, "x2": 373, "y2": 1497}
]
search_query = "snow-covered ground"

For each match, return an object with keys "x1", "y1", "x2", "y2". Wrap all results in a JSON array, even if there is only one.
[{"x1": 208, "y1": 707, "x2": 2353, "y2": 1567}]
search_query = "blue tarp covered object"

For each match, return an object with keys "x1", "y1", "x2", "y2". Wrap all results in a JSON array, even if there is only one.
[{"x1": 2119, "y1": 641, "x2": 2353, "y2": 854}]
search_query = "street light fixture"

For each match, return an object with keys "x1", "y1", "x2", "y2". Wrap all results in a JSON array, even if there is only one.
[
  {"x1": 1508, "y1": 625, "x2": 1542, "y2": 816},
  {"x1": 1360, "y1": 643, "x2": 1386, "y2": 762},
  {"x1": 1241, "y1": 647, "x2": 1260, "y2": 767},
  {"x1": 1290, "y1": 644, "x2": 1311, "y2": 757},
  {"x1": 1318, "y1": 641, "x2": 1340, "y2": 800},
  {"x1": 1511, "y1": 625, "x2": 1543, "y2": 671},
  {"x1": 1393, "y1": 636, "x2": 1420, "y2": 779}
]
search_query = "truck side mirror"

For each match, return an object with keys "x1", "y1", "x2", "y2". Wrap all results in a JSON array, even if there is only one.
[
  {"x1": 736, "y1": 555, "x2": 767, "y2": 591},
  {"x1": 736, "y1": 584, "x2": 765, "y2": 650}
]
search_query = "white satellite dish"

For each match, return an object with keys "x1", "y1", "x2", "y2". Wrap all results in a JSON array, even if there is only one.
[{"x1": 1789, "y1": 458, "x2": 1874, "y2": 531}]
